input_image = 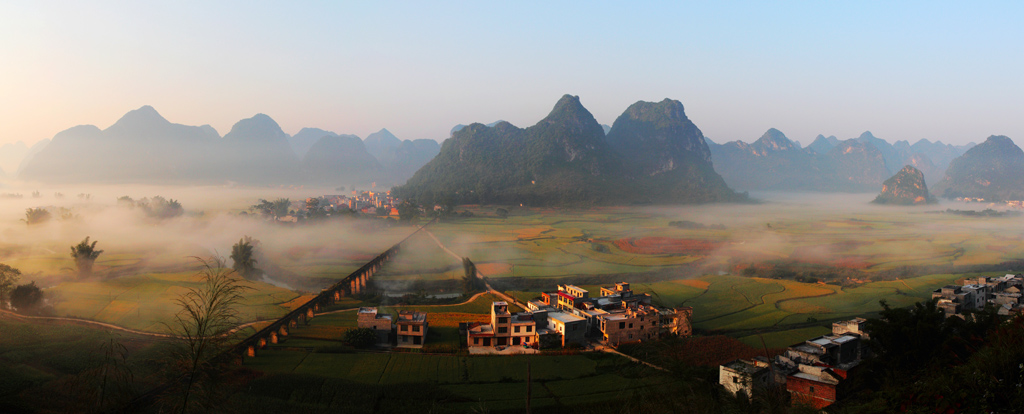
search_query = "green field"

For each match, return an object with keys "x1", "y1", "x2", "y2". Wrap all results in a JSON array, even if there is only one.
[
  {"x1": 240, "y1": 350, "x2": 672, "y2": 412},
  {"x1": 0, "y1": 316, "x2": 171, "y2": 412}
]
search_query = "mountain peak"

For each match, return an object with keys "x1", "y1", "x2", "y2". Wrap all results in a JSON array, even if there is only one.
[
  {"x1": 873, "y1": 165, "x2": 935, "y2": 205},
  {"x1": 984, "y1": 135, "x2": 1016, "y2": 146},
  {"x1": 224, "y1": 113, "x2": 288, "y2": 142},
  {"x1": 109, "y1": 105, "x2": 169, "y2": 130},
  {"x1": 753, "y1": 128, "x2": 797, "y2": 152},
  {"x1": 859, "y1": 131, "x2": 878, "y2": 140},
  {"x1": 543, "y1": 94, "x2": 592, "y2": 124},
  {"x1": 365, "y1": 128, "x2": 401, "y2": 145}
]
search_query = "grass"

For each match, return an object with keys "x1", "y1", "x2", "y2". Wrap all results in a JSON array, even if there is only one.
[
  {"x1": 48, "y1": 270, "x2": 302, "y2": 332},
  {"x1": 0, "y1": 317, "x2": 172, "y2": 411},
  {"x1": 239, "y1": 350, "x2": 665, "y2": 412}
]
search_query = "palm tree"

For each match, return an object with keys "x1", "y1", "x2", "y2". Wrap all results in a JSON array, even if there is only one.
[
  {"x1": 71, "y1": 237, "x2": 103, "y2": 278},
  {"x1": 230, "y1": 237, "x2": 260, "y2": 280}
]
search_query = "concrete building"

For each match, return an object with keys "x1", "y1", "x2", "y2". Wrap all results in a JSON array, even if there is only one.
[
  {"x1": 546, "y1": 311, "x2": 587, "y2": 347},
  {"x1": 787, "y1": 365, "x2": 848, "y2": 409},
  {"x1": 356, "y1": 307, "x2": 393, "y2": 345},
  {"x1": 396, "y1": 310, "x2": 428, "y2": 348},
  {"x1": 720, "y1": 359, "x2": 771, "y2": 397},
  {"x1": 467, "y1": 301, "x2": 539, "y2": 348},
  {"x1": 537, "y1": 281, "x2": 693, "y2": 346},
  {"x1": 932, "y1": 274, "x2": 1024, "y2": 318}
]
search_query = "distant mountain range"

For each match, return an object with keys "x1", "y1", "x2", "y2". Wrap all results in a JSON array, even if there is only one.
[
  {"x1": 15, "y1": 106, "x2": 439, "y2": 186},
  {"x1": 392, "y1": 95, "x2": 744, "y2": 206},
  {"x1": 708, "y1": 130, "x2": 976, "y2": 192},
  {"x1": 932, "y1": 135, "x2": 1024, "y2": 201},
  {"x1": 5, "y1": 101, "x2": 1010, "y2": 204}
]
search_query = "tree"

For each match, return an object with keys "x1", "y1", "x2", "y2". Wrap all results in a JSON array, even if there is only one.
[
  {"x1": 397, "y1": 200, "x2": 420, "y2": 223},
  {"x1": 496, "y1": 208, "x2": 509, "y2": 219},
  {"x1": 229, "y1": 237, "x2": 261, "y2": 280},
  {"x1": 137, "y1": 196, "x2": 183, "y2": 219},
  {"x1": 162, "y1": 257, "x2": 249, "y2": 413},
  {"x1": 71, "y1": 237, "x2": 103, "y2": 278},
  {"x1": 23, "y1": 207, "x2": 51, "y2": 225},
  {"x1": 10, "y1": 281, "x2": 43, "y2": 313},
  {"x1": 342, "y1": 328, "x2": 378, "y2": 348},
  {"x1": 305, "y1": 198, "x2": 320, "y2": 215},
  {"x1": 271, "y1": 198, "x2": 290, "y2": 218},
  {"x1": 0, "y1": 263, "x2": 20, "y2": 309},
  {"x1": 462, "y1": 257, "x2": 484, "y2": 292}
]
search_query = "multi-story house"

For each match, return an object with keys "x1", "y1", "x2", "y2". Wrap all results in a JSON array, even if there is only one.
[
  {"x1": 467, "y1": 301, "x2": 539, "y2": 348},
  {"x1": 396, "y1": 310, "x2": 428, "y2": 348}
]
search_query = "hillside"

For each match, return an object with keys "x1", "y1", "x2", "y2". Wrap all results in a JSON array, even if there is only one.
[
  {"x1": 872, "y1": 165, "x2": 936, "y2": 205},
  {"x1": 932, "y1": 135, "x2": 1024, "y2": 201},
  {"x1": 710, "y1": 130, "x2": 970, "y2": 193},
  {"x1": 393, "y1": 95, "x2": 743, "y2": 206},
  {"x1": 708, "y1": 129, "x2": 827, "y2": 191}
]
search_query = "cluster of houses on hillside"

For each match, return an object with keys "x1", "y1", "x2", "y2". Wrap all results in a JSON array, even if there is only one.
[
  {"x1": 932, "y1": 274, "x2": 1024, "y2": 317},
  {"x1": 719, "y1": 318, "x2": 871, "y2": 409},
  {"x1": 356, "y1": 282, "x2": 693, "y2": 350}
]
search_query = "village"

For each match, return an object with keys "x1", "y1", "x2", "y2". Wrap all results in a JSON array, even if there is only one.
[
  {"x1": 357, "y1": 282, "x2": 694, "y2": 352},
  {"x1": 720, "y1": 273, "x2": 1024, "y2": 409},
  {"x1": 352, "y1": 275, "x2": 1024, "y2": 410}
]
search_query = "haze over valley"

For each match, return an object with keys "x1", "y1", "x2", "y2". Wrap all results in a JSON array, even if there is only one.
[{"x1": 2, "y1": 2, "x2": 1023, "y2": 413}]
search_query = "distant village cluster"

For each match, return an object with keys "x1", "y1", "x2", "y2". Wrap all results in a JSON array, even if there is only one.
[
  {"x1": 356, "y1": 282, "x2": 693, "y2": 351},
  {"x1": 932, "y1": 274, "x2": 1024, "y2": 318},
  {"x1": 265, "y1": 190, "x2": 399, "y2": 222},
  {"x1": 307, "y1": 191, "x2": 398, "y2": 215}
]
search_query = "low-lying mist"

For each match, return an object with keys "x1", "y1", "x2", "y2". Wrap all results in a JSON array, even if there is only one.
[{"x1": 0, "y1": 183, "x2": 407, "y2": 289}]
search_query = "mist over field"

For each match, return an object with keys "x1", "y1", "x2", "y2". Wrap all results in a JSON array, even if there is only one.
[{"x1": 0, "y1": 184, "x2": 404, "y2": 290}]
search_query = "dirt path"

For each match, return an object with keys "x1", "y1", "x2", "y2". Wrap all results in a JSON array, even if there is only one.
[
  {"x1": 0, "y1": 309, "x2": 265, "y2": 339},
  {"x1": 314, "y1": 291, "x2": 492, "y2": 317},
  {"x1": 422, "y1": 229, "x2": 522, "y2": 307}
]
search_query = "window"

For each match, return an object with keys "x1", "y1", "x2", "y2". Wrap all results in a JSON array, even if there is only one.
[
  {"x1": 412, "y1": 325, "x2": 420, "y2": 332},
  {"x1": 526, "y1": 326, "x2": 532, "y2": 332},
  {"x1": 498, "y1": 327, "x2": 508, "y2": 334},
  {"x1": 733, "y1": 377, "x2": 740, "y2": 383},
  {"x1": 809, "y1": 386, "x2": 815, "y2": 393},
  {"x1": 474, "y1": 338, "x2": 479, "y2": 345},
  {"x1": 498, "y1": 317, "x2": 509, "y2": 324},
  {"x1": 619, "y1": 322, "x2": 625, "y2": 329},
  {"x1": 628, "y1": 323, "x2": 633, "y2": 329},
  {"x1": 400, "y1": 325, "x2": 408, "y2": 332},
  {"x1": 640, "y1": 316, "x2": 644, "y2": 322},
  {"x1": 514, "y1": 326, "x2": 521, "y2": 333},
  {"x1": 628, "y1": 334, "x2": 633, "y2": 339}
]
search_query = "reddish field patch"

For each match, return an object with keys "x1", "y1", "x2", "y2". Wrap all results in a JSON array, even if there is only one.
[{"x1": 613, "y1": 237, "x2": 720, "y2": 255}]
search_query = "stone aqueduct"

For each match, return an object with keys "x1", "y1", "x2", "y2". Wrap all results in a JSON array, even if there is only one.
[{"x1": 228, "y1": 222, "x2": 431, "y2": 359}]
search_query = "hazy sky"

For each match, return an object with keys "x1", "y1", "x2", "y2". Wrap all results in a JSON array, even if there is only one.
[{"x1": 1, "y1": 1, "x2": 1021, "y2": 147}]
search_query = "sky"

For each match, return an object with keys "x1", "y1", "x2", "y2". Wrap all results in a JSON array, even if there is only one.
[{"x1": 1, "y1": 1, "x2": 1021, "y2": 147}]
